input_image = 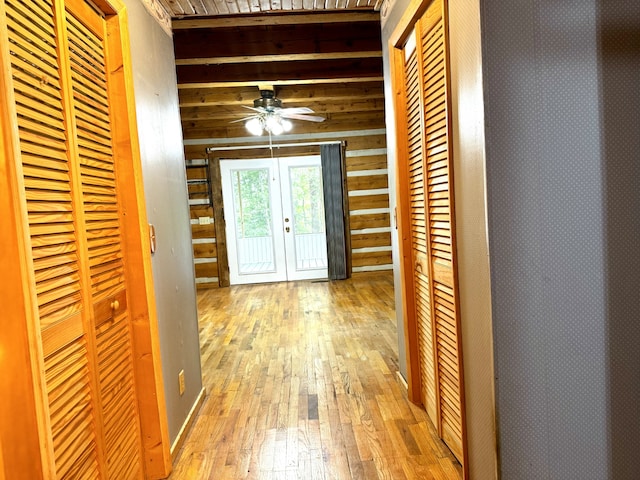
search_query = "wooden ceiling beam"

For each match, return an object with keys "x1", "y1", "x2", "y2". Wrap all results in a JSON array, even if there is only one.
[
  {"x1": 172, "y1": 12, "x2": 380, "y2": 29},
  {"x1": 178, "y1": 77, "x2": 384, "y2": 89},
  {"x1": 179, "y1": 99, "x2": 385, "y2": 120},
  {"x1": 175, "y1": 51, "x2": 382, "y2": 66},
  {"x1": 173, "y1": 22, "x2": 382, "y2": 59},
  {"x1": 178, "y1": 82, "x2": 385, "y2": 106},
  {"x1": 176, "y1": 57, "x2": 383, "y2": 85}
]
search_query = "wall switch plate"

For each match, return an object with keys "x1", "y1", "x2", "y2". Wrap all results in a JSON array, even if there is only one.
[{"x1": 178, "y1": 369, "x2": 185, "y2": 396}]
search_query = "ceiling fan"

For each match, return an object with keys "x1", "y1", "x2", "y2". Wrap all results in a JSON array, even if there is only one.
[{"x1": 233, "y1": 88, "x2": 325, "y2": 136}]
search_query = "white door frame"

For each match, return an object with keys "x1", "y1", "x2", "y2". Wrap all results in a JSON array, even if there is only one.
[{"x1": 220, "y1": 156, "x2": 328, "y2": 285}]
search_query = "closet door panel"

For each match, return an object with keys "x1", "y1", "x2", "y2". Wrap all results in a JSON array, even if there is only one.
[
  {"x1": 64, "y1": 3, "x2": 143, "y2": 478},
  {"x1": 419, "y1": 3, "x2": 465, "y2": 463},
  {"x1": 4, "y1": 0, "x2": 101, "y2": 476},
  {"x1": 403, "y1": 38, "x2": 439, "y2": 426}
]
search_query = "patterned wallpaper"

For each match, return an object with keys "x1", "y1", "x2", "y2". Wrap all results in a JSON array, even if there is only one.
[{"x1": 482, "y1": 1, "x2": 640, "y2": 478}]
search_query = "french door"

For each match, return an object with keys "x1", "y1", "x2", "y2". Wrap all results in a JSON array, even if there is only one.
[{"x1": 220, "y1": 156, "x2": 328, "y2": 284}]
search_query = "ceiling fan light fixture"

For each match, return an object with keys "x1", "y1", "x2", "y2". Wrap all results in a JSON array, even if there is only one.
[
  {"x1": 239, "y1": 89, "x2": 323, "y2": 136},
  {"x1": 266, "y1": 114, "x2": 284, "y2": 135},
  {"x1": 245, "y1": 117, "x2": 264, "y2": 136}
]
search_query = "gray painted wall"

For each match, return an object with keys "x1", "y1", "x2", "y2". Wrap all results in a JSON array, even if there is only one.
[
  {"x1": 482, "y1": 1, "x2": 640, "y2": 478},
  {"x1": 123, "y1": 0, "x2": 203, "y2": 444}
]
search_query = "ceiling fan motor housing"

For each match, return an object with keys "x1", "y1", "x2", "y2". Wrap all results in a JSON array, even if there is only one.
[{"x1": 254, "y1": 90, "x2": 282, "y2": 110}]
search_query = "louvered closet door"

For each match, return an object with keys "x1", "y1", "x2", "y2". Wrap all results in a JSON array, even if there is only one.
[
  {"x1": 64, "y1": 2, "x2": 144, "y2": 478},
  {"x1": 4, "y1": 0, "x2": 144, "y2": 477},
  {"x1": 402, "y1": 34, "x2": 438, "y2": 427},
  {"x1": 4, "y1": 0, "x2": 102, "y2": 477},
  {"x1": 418, "y1": 0, "x2": 465, "y2": 463},
  {"x1": 397, "y1": 0, "x2": 465, "y2": 466}
]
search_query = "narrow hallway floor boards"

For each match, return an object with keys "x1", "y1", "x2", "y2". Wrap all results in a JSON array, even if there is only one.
[{"x1": 169, "y1": 272, "x2": 462, "y2": 479}]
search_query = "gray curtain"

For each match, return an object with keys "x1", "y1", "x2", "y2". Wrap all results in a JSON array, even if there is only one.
[{"x1": 320, "y1": 143, "x2": 349, "y2": 280}]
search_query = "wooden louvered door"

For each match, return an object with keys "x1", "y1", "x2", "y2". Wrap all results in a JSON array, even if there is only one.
[
  {"x1": 1, "y1": 0, "x2": 144, "y2": 477},
  {"x1": 4, "y1": 0, "x2": 104, "y2": 476},
  {"x1": 401, "y1": 32, "x2": 439, "y2": 427},
  {"x1": 394, "y1": 0, "x2": 466, "y2": 470},
  {"x1": 418, "y1": 3, "x2": 465, "y2": 463},
  {"x1": 64, "y1": 1, "x2": 144, "y2": 478}
]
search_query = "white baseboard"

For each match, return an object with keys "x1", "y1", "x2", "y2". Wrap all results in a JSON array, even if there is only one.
[
  {"x1": 396, "y1": 370, "x2": 408, "y2": 391},
  {"x1": 170, "y1": 387, "x2": 207, "y2": 461}
]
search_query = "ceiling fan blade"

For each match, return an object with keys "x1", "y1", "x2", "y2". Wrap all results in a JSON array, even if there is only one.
[
  {"x1": 279, "y1": 107, "x2": 314, "y2": 115},
  {"x1": 229, "y1": 115, "x2": 258, "y2": 124},
  {"x1": 281, "y1": 113, "x2": 325, "y2": 122},
  {"x1": 241, "y1": 105, "x2": 266, "y2": 113}
]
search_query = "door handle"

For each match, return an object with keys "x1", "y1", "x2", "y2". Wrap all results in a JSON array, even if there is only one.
[{"x1": 285, "y1": 226, "x2": 290, "y2": 232}]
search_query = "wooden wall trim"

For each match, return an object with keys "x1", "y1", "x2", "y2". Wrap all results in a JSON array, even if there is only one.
[
  {"x1": 440, "y1": 1, "x2": 469, "y2": 471},
  {"x1": 210, "y1": 156, "x2": 229, "y2": 287},
  {"x1": 104, "y1": 5, "x2": 172, "y2": 478},
  {"x1": 390, "y1": 44, "x2": 423, "y2": 404}
]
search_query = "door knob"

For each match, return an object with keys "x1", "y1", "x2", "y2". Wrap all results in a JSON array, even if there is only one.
[
  {"x1": 284, "y1": 218, "x2": 290, "y2": 223},
  {"x1": 111, "y1": 299, "x2": 120, "y2": 311},
  {"x1": 285, "y1": 226, "x2": 290, "y2": 232}
]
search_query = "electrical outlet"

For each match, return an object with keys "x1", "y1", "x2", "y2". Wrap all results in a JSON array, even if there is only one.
[{"x1": 178, "y1": 369, "x2": 185, "y2": 396}]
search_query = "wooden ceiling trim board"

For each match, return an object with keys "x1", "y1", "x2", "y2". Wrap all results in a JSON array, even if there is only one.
[
  {"x1": 179, "y1": 99, "x2": 385, "y2": 120},
  {"x1": 181, "y1": 115, "x2": 386, "y2": 139},
  {"x1": 176, "y1": 57, "x2": 383, "y2": 84},
  {"x1": 177, "y1": 82, "x2": 384, "y2": 106},
  {"x1": 172, "y1": 24, "x2": 382, "y2": 59},
  {"x1": 177, "y1": 76, "x2": 384, "y2": 89},
  {"x1": 174, "y1": 51, "x2": 383, "y2": 65},
  {"x1": 171, "y1": 11, "x2": 379, "y2": 28}
]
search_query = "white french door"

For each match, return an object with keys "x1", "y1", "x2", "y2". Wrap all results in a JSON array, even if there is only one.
[{"x1": 220, "y1": 156, "x2": 328, "y2": 285}]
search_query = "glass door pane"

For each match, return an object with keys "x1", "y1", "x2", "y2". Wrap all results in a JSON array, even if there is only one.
[
  {"x1": 280, "y1": 156, "x2": 328, "y2": 281},
  {"x1": 232, "y1": 167, "x2": 275, "y2": 274},
  {"x1": 220, "y1": 159, "x2": 286, "y2": 284}
]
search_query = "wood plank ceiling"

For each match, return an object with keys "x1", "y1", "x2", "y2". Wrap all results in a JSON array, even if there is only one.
[
  {"x1": 168, "y1": 10, "x2": 385, "y2": 144},
  {"x1": 158, "y1": 0, "x2": 381, "y2": 18}
]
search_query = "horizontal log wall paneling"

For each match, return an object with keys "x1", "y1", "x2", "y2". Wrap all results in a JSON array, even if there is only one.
[{"x1": 174, "y1": 13, "x2": 392, "y2": 286}]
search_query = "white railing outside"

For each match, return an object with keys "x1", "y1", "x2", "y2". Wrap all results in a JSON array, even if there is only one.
[
  {"x1": 295, "y1": 233, "x2": 328, "y2": 270},
  {"x1": 238, "y1": 233, "x2": 328, "y2": 273},
  {"x1": 238, "y1": 236, "x2": 274, "y2": 273}
]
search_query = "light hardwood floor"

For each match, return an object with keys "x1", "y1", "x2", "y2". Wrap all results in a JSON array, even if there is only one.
[{"x1": 169, "y1": 272, "x2": 462, "y2": 479}]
